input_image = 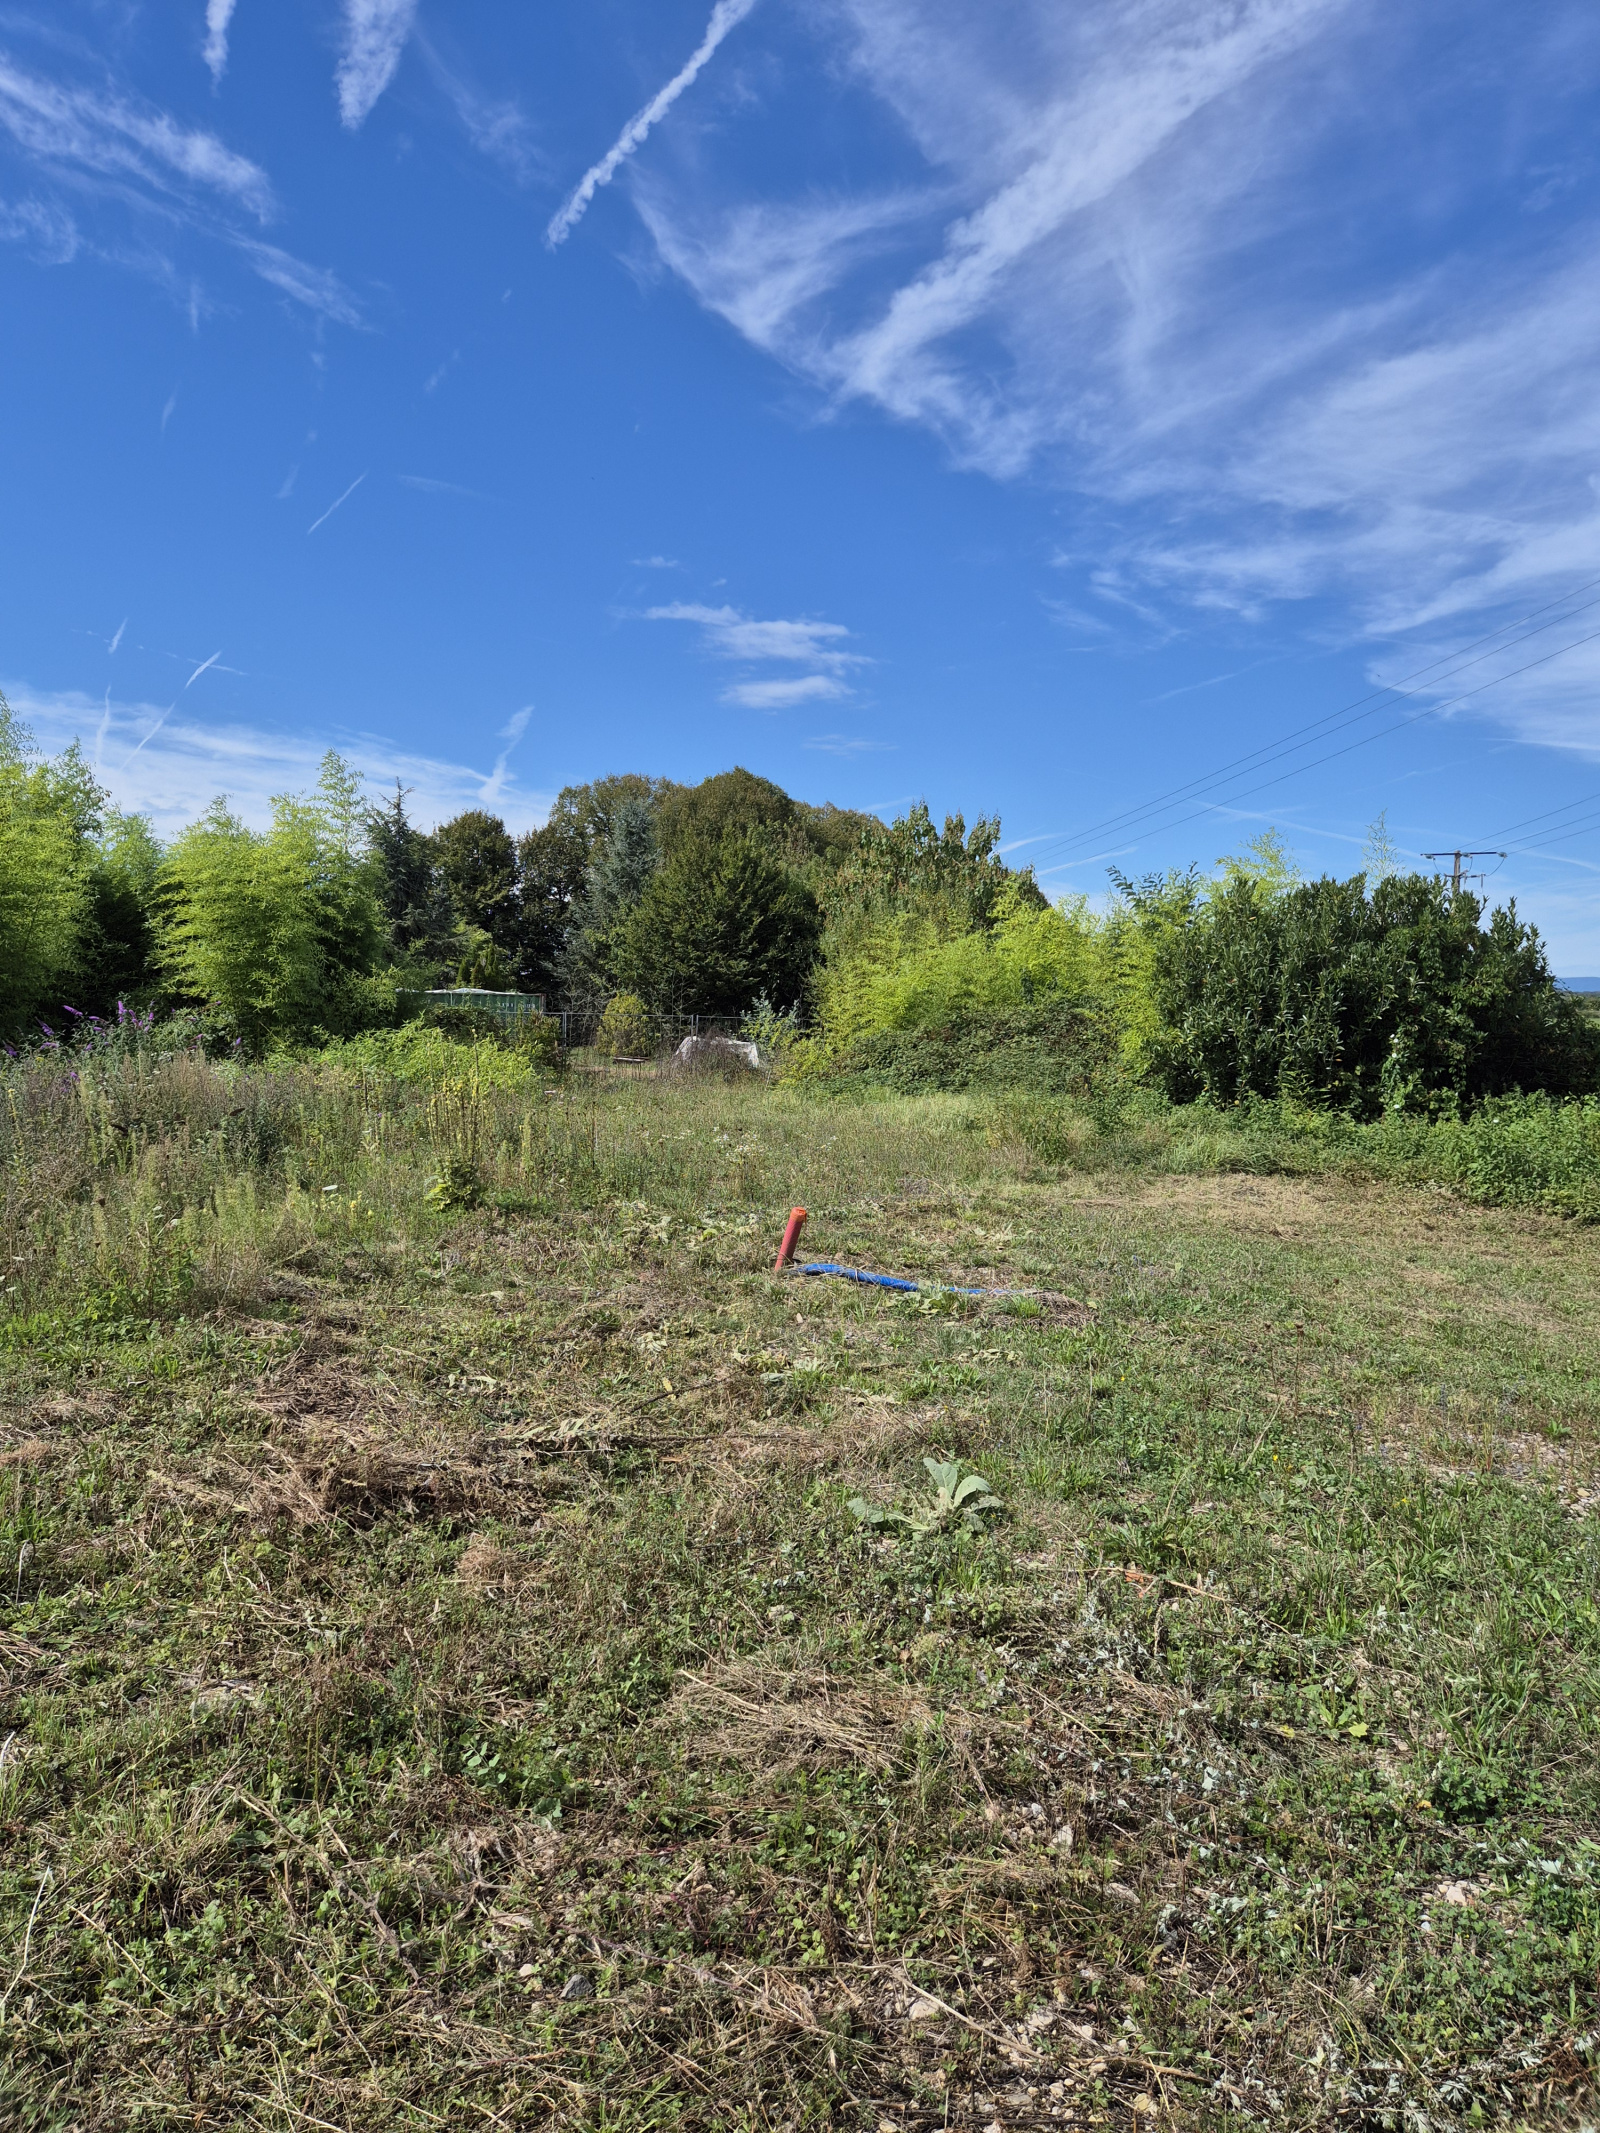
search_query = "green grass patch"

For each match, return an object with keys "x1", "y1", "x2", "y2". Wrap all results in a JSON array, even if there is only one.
[{"x1": 2, "y1": 1046, "x2": 1598, "y2": 2128}]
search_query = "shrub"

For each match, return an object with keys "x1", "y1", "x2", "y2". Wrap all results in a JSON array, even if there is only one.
[
  {"x1": 317, "y1": 1023, "x2": 540, "y2": 1090},
  {"x1": 596, "y1": 992, "x2": 657, "y2": 1058},
  {"x1": 827, "y1": 1000, "x2": 1110, "y2": 1094},
  {"x1": 508, "y1": 1013, "x2": 562, "y2": 1071},
  {"x1": 1142, "y1": 871, "x2": 1600, "y2": 1116},
  {"x1": 816, "y1": 892, "x2": 1101, "y2": 1053}
]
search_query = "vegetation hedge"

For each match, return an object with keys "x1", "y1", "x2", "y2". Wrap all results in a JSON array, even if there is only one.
[{"x1": 822, "y1": 999, "x2": 1110, "y2": 1094}]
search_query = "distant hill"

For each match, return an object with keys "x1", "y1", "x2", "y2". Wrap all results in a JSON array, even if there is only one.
[{"x1": 1558, "y1": 977, "x2": 1600, "y2": 993}]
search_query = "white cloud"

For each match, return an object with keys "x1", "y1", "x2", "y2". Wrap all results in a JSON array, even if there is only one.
[
  {"x1": 629, "y1": 0, "x2": 1600, "y2": 757},
  {"x1": 633, "y1": 555, "x2": 680, "y2": 569},
  {"x1": 240, "y1": 239, "x2": 364, "y2": 325},
  {"x1": 0, "y1": 194, "x2": 76, "y2": 261},
  {"x1": 7, "y1": 681, "x2": 554, "y2": 838},
  {"x1": 0, "y1": 47, "x2": 360, "y2": 325},
  {"x1": 336, "y1": 0, "x2": 419, "y2": 130},
  {"x1": 725, "y1": 676, "x2": 849, "y2": 709},
  {"x1": 417, "y1": 35, "x2": 541, "y2": 183},
  {"x1": 398, "y1": 473, "x2": 491, "y2": 499},
  {"x1": 646, "y1": 597, "x2": 867, "y2": 709},
  {"x1": 0, "y1": 47, "x2": 275, "y2": 219},
  {"x1": 645, "y1": 601, "x2": 865, "y2": 671},
  {"x1": 204, "y1": 0, "x2": 239, "y2": 86},
  {"x1": 547, "y1": 0, "x2": 759, "y2": 247}
]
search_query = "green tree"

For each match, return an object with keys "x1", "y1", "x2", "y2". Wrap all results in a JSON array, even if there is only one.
[
  {"x1": 0, "y1": 698, "x2": 105, "y2": 1039},
  {"x1": 1363, "y1": 811, "x2": 1402, "y2": 889},
  {"x1": 161, "y1": 754, "x2": 384, "y2": 1050},
  {"x1": 559, "y1": 792, "x2": 660, "y2": 1002},
  {"x1": 365, "y1": 784, "x2": 461, "y2": 978},
  {"x1": 824, "y1": 803, "x2": 1040, "y2": 942},
  {"x1": 514, "y1": 773, "x2": 670, "y2": 993},
  {"x1": 433, "y1": 809, "x2": 518, "y2": 949},
  {"x1": 654, "y1": 766, "x2": 794, "y2": 856},
  {"x1": 1211, "y1": 828, "x2": 1300, "y2": 900},
  {"x1": 614, "y1": 832, "x2": 821, "y2": 1015},
  {"x1": 75, "y1": 809, "x2": 163, "y2": 1015}
]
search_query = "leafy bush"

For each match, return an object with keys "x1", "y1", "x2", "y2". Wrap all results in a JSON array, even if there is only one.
[
  {"x1": 596, "y1": 992, "x2": 657, "y2": 1058},
  {"x1": 826, "y1": 999, "x2": 1110, "y2": 1094},
  {"x1": 1140, "y1": 870, "x2": 1600, "y2": 1116},
  {"x1": 1397, "y1": 1093, "x2": 1600, "y2": 1218},
  {"x1": 314, "y1": 1023, "x2": 542, "y2": 1090},
  {"x1": 508, "y1": 1013, "x2": 562, "y2": 1071},
  {"x1": 816, "y1": 893, "x2": 1102, "y2": 1054}
]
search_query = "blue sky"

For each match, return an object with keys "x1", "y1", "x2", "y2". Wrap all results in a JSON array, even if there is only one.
[{"x1": 6, "y1": 2, "x2": 1600, "y2": 968}]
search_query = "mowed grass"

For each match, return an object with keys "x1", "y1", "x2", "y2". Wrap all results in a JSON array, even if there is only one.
[{"x1": 1, "y1": 1048, "x2": 1599, "y2": 2132}]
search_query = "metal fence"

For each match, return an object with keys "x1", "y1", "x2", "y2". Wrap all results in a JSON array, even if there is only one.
[
  {"x1": 558, "y1": 1004, "x2": 758, "y2": 1050},
  {"x1": 406, "y1": 992, "x2": 791, "y2": 1056}
]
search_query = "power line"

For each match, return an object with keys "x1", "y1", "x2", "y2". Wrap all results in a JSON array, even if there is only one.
[
  {"x1": 1478, "y1": 787, "x2": 1600, "y2": 843},
  {"x1": 1508, "y1": 806, "x2": 1600, "y2": 855},
  {"x1": 1032, "y1": 570, "x2": 1600, "y2": 866},
  {"x1": 1044, "y1": 619, "x2": 1600, "y2": 868}
]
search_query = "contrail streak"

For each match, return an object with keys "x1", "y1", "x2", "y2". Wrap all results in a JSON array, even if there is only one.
[
  {"x1": 546, "y1": 0, "x2": 758, "y2": 247},
  {"x1": 123, "y1": 702, "x2": 177, "y2": 765},
  {"x1": 185, "y1": 651, "x2": 222, "y2": 687},
  {"x1": 307, "y1": 472, "x2": 367, "y2": 534}
]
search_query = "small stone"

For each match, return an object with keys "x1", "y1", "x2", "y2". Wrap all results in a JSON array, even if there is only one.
[
  {"x1": 517, "y1": 1962, "x2": 536, "y2": 1979},
  {"x1": 907, "y1": 1997, "x2": 941, "y2": 2021},
  {"x1": 559, "y1": 1972, "x2": 594, "y2": 2002}
]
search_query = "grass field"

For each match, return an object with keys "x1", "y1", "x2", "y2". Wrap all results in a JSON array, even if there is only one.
[{"x1": 2, "y1": 1043, "x2": 1599, "y2": 2131}]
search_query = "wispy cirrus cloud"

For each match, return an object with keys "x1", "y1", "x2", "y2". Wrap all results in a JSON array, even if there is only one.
[
  {"x1": 547, "y1": 0, "x2": 758, "y2": 247},
  {"x1": 8, "y1": 680, "x2": 554, "y2": 838},
  {"x1": 0, "y1": 192, "x2": 76, "y2": 261},
  {"x1": 0, "y1": 42, "x2": 362, "y2": 322},
  {"x1": 804, "y1": 731, "x2": 892, "y2": 754},
  {"x1": 417, "y1": 32, "x2": 542, "y2": 184},
  {"x1": 336, "y1": 0, "x2": 419, "y2": 130},
  {"x1": 480, "y1": 704, "x2": 534, "y2": 806},
  {"x1": 239, "y1": 238, "x2": 363, "y2": 324},
  {"x1": 398, "y1": 472, "x2": 493, "y2": 500},
  {"x1": 0, "y1": 45, "x2": 275, "y2": 218},
  {"x1": 629, "y1": 0, "x2": 1600, "y2": 757}
]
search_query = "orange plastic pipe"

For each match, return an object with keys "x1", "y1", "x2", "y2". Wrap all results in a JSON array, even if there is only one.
[{"x1": 774, "y1": 1206, "x2": 808, "y2": 1271}]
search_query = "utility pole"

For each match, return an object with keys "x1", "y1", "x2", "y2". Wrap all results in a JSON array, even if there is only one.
[{"x1": 1423, "y1": 849, "x2": 1505, "y2": 894}]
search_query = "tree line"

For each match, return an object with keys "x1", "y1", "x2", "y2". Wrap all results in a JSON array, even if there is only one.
[
  {"x1": 0, "y1": 694, "x2": 1020, "y2": 1049},
  {"x1": 3, "y1": 689, "x2": 1593, "y2": 1116}
]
